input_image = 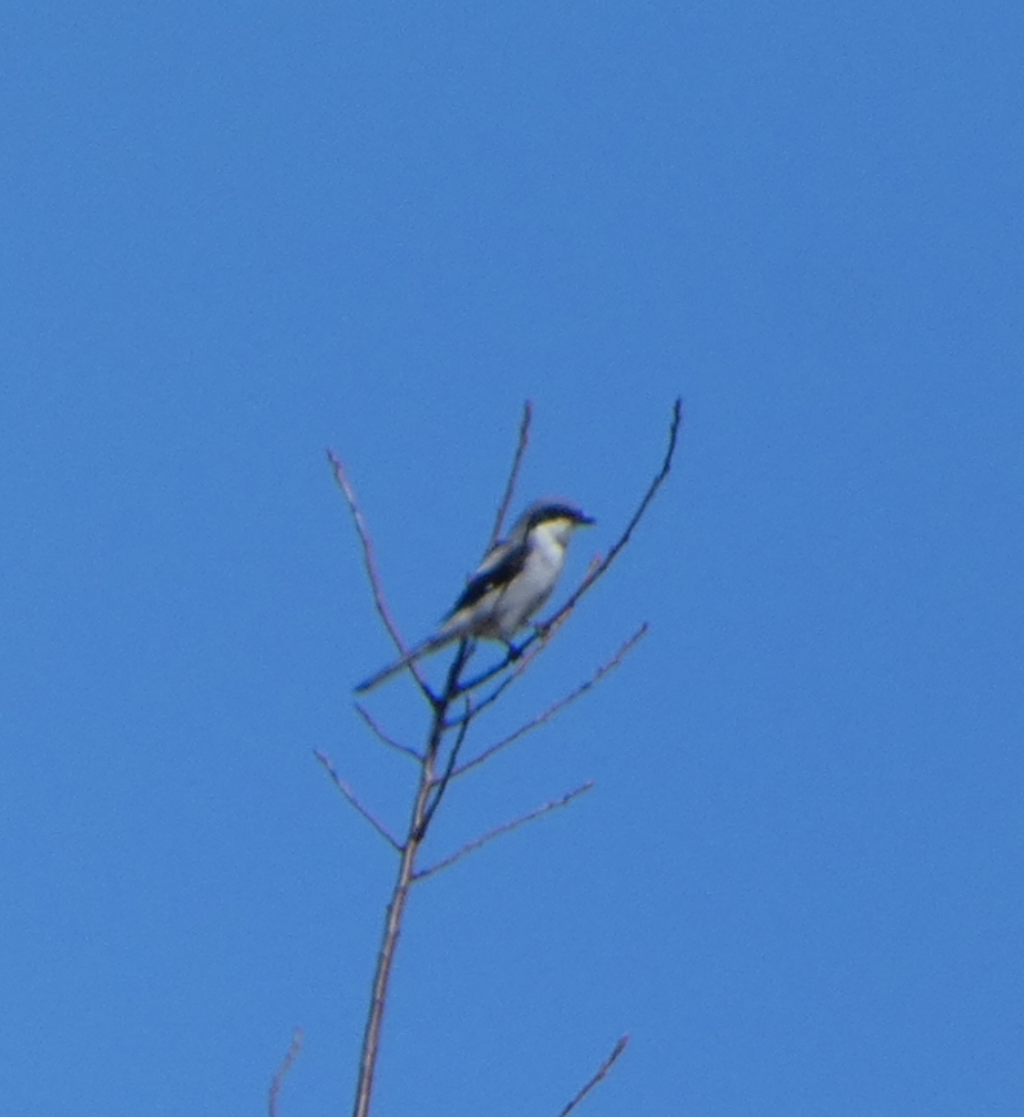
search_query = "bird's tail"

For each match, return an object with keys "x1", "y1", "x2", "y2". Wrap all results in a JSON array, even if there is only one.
[{"x1": 354, "y1": 632, "x2": 459, "y2": 693}]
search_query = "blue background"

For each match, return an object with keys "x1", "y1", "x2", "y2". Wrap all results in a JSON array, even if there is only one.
[{"x1": 3, "y1": 2, "x2": 1023, "y2": 1114}]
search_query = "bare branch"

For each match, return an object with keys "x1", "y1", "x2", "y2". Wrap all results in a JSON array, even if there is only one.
[
  {"x1": 448, "y1": 624, "x2": 555, "y2": 718},
  {"x1": 555, "y1": 1035, "x2": 630, "y2": 1117},
  {"x1": 455, "y1": 624, "x2": 648, "y2": 778},
  {"x1": 414, "y1": 781, "x2": 595, "y2": 881},
  {"x1": 338, "y1": 402, "x2": 670, "y2": 1117},
  {"x1": 352, "y1": 739, "x2": 440, "y2": 1117},
  {"x1": 354, "y1": 703, "x2": 423, "y2": 762},
  {"x1": 488, "y1": 400, "x2": 533, "y2": 550},
  {"x1": 436, "y1": 639, "x2": 473, "y2": 726},
  {"x1": 453, "y1": 587, "x2": 580, "y2": 700},
  {"x1": 314, "y1": 749, "x2": 403, "y2": 853},
  {"x1": 326, "y1": 450, "x2": 432, "y2": 699},
  {"x1": 417, "y1": 698, "x2": 472, "y2": 838},
  {"x1": 350, "y1": 644, "x2": 476, "y2": 1116},
  {"x1": 551, "y1": 398, "x2": 682, "y2": 619},
  {"x1": 268, "y1": 1028, "x2": 304, "y2": 1117}
]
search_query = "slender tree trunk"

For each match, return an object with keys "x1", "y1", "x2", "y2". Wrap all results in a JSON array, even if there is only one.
[{"x1": 351, "y1": 754, "x2": 435, "y2": 1117}]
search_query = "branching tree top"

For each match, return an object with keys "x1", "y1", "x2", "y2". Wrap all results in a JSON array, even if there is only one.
[{"x1": 270, "y1": 399, "x2": 683, "y2": 1117}]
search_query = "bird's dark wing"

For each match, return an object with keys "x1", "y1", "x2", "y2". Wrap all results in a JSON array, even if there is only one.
[{"x1": 444, "y1": 541, "x2": 530, "y2": 618}]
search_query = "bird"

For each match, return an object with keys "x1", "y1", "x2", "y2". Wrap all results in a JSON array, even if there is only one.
[{"x1": 355, "y1": 500, "x2": 595, "y2": 693}]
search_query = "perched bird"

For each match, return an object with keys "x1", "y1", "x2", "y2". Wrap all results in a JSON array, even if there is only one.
[{"x1": 355, "y1": 500, "x2": 595, "y2": 693}]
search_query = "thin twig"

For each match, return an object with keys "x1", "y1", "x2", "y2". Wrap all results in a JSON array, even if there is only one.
[
  {"x1": 434, "y1": 639, "x2": 473, "y2": 730},
  {"x1": 414, "y1": 781, "x2": 595, "y2": 881},
  {"x1": 555, "y1": 1035, "x2": 630, "y2": 1117},
  {"x1": 326, "y1": 450, "x2": 432, "y2": 699},
  {"x1": 314, "y1": 749, "x2": 403, "y2": 853},
  {"x1": 488, "y1": 400, "x2": 533, "y2": 550},
  {"x1": 268, "y1": 1028, "x2": 304, "y2": 1117},
  {"x1": 455, "y1": 624, "x2": 648, "y2": 778},
  {"x1": 553, "y1": 398, "x2": 683, "y2": 621},
  {"x1": 354, "y1": 703, "x2": 423, "y2": 762},
  {"x1": 447, "y1": 623, "x2": 557, "y2": 718},
  {"x1": 418, "y1": 699, "x2": 472, "y2": 837},
  {"x1": 452, "y1": 588, "x2": 580, "y2": 700}
]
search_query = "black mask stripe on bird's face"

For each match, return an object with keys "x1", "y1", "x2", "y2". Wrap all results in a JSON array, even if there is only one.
[
  {"x1": 444, "y1": 541, "x2": 530, "y2": 618},
  {"x1": 526, "y1": 503, "x2": 593, "y2": 529}
]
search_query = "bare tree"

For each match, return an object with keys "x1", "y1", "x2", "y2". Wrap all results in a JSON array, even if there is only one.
[{"x1": 269, "y1": 400, "x2": 682, "y2": 1117}]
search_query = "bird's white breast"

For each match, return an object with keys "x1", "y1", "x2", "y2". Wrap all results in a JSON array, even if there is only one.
[{"x1": 489, "y1": 521, "x2": 567, "y2": 638}]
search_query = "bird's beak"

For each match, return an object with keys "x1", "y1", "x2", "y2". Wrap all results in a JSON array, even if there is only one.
[{"x1": 577, "y1": 513, "x2": 596, "y2": 526}]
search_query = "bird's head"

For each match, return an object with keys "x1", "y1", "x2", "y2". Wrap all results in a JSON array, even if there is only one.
[{"x1": 516, "y1": 500, "x2": 595, "y2": 547}]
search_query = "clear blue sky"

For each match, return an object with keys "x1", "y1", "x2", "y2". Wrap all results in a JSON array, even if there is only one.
[{"x1": 3, "y1": 2, "x2": 1023, "y2": 1114}]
